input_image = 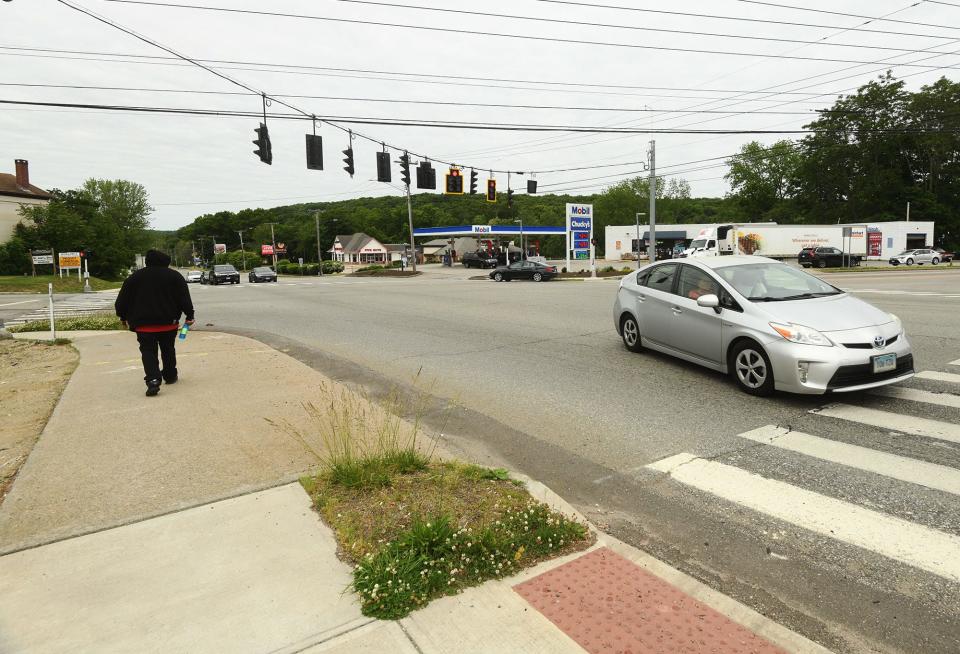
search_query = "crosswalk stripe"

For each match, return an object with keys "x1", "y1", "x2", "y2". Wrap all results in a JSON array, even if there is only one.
[
  {"x1": 812, "y1": 403, "x2": 960, "y2": 443},
  {"x1": 951, "y1": 359, "x2": 960, "y2": 366},
  {"x1": 646, "y1": 453, "x2": 960, "y2": 583},
  {"x1": 916, "y1": 371, "x2": 960, "y2": 384},
  {"x1": 739, "y1": 426, "x2": 960, "y2": 496},
  {"x1": 870, "y1": 386, "x2": 960, "y2": 409}
]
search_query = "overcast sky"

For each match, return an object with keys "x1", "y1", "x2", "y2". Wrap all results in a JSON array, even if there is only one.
[{"x1": 2, "y1": 0, "x2": 958, "y2": 230}]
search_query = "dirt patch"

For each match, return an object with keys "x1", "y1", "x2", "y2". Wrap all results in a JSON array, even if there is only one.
[{"x1": 0, "y1": 340, "x2": 78, "y2": 506}]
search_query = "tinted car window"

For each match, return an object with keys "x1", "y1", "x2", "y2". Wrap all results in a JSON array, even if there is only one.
[
  {"x1": 214, "y1": 265, "x2": 236, "y2": 272},
  {"x1": 677, "y1": 265, "x2": 721, "y2": 300},
  {"x1": 643, "y1": 264, "x2": 677, "y2": 293}
]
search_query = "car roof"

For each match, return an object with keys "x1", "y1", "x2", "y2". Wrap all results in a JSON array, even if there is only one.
[{"x1": 658, "y1": 255, "x2": 778, "y2": 270}]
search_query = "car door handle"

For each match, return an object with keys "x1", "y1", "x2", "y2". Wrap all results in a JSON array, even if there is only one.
[
  {"x1": 671, "y1": 306, "x2": 683, "y2": 314},
  {"x1": 637, "y1": 294, "x2": 646, "y2": 302}
]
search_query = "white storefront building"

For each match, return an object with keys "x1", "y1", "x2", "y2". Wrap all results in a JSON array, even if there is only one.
[{"x1": 604, "y1": 220, "x2": 935, "y2": 260}]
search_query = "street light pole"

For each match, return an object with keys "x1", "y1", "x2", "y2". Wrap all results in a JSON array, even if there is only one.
[
  {"x1": 648, "y1": 140, "x2": 657, "y2": 264},
  {"x1": 405, "y1": 181, "x2": 417, "y2": 273},
  {"x1": 265, "y1": 222, "x2": 278, "y2": 268},
  {"x1": 515, "y1": 218, "x2": 524, "y2": 261}
]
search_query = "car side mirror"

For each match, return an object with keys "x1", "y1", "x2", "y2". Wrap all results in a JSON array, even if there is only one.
[{"x1": 697, "y1": 294, "x2": 721, "y2": 314}]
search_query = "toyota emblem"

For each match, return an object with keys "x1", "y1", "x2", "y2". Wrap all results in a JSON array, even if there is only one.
[{"x1": 873, "y1": 335, "x2": 885, "y2": 349}]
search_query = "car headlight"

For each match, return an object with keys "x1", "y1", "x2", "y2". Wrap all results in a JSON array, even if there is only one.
[{"x1": 769, "y1": 322, "x2": 833, "y2": 347}]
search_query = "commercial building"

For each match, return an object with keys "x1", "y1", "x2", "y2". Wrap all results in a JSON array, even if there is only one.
[
  {"x1": 604, "y1": 221, "x2": 935, "y2": 260},
  {"x1": 329, "y1": 233, "x2": 411, "y2": 264},
  {"x1": 0, "y1": 160, "x2": 52, "y2": 243}
]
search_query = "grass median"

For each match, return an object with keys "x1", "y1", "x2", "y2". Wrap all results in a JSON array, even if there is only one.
[
  {"x1": 7, "y1": 312, "x2": 124, "y2": 333},
  {"x1": 0, "y1": 275, "x2": 123, "y2": 293},
  {"x1": 291, "y1": 383, "x2": 593, "y2": 620},
  {"x1": 814, "y1": 263, "x2": 957, "y2": 273}
]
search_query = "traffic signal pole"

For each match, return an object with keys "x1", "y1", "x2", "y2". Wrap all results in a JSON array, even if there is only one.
[
  {"x1": 648, "y1": 140, "x2": 657, "y2": 264},
  {"x1": 405, "y1": 181, "x2": 417, "y2": 273}
]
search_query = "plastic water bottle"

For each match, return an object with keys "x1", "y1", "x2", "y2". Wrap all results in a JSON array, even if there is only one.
[{"x1": 178, "y1": 322, "x2": 190, "y2": 341}]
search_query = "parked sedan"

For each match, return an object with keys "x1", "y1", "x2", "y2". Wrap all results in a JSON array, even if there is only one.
[
  {"x1": 248, "y1": 266, "x2": 277, "y2": 283},
  {"x1": 613, "y1": 256, "x2": 913, "y2": 396},
  {"x1": 889, "y1": 249, "x2": 941, "y2": 265},
  {"x1": 798, "y1": 246, "x2": 861, "y2": 268},
  {"x1": 489, "y1": 260, "x2": 558, "y2": 282},
  {"x1": 185, "y1": 270, "x2": 202, "y2": 283}
]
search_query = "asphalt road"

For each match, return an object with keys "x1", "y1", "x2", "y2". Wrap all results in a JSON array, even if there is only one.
[{"x1": 19, "y1": 265, "x2": 960, "y2": 653}]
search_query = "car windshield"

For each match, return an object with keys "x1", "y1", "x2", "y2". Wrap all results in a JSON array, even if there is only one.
[
  {"x1": 715, "y1": 263, "x2": 842, "y2": 302},
  {"x1": 214, "y1": 265, "x2": 235, "y2": 272},
  {"x1": 689, "y1": 239, "x2": 708, "y2": 249},
  {"x1": 254, "y1": 267, "x2": 273, "y2": 273}
]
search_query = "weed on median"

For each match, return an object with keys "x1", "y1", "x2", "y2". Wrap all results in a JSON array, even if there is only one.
[{"x1": 291, "y1": 379, "x2": 592, "y2": 620}]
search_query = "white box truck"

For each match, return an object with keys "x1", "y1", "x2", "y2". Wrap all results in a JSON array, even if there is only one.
[{"x1": 686, "y1": 224, "x2": 867, "y2": 259}]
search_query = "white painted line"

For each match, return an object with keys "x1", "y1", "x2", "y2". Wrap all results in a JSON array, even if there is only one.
[
  {"x1": 916, "y1": 371, "x2": 960, "y2": 384},
  {"x1": 740, "y1": 426, "x2": 960, "y2": 496},
  {"x1": 646, "y1": 453, "x2": 960, "y2": 583},
  {"x1": 812, "y1": 404, "x2": 960, "y2": 444},
  {"x1": 0, "y1": 300, "x2": 39, "y2": 307},
  {"x1": 950, "y1": 359, "x2": 960, "y2": 366},
  {"x1": 871, "y1": 386, "x2": 960, "y2": 409}
]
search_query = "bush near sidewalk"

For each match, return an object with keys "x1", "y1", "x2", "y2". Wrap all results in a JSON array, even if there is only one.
[
  {"x1": 290, "y1": 384, "x2": 592, "y2": 620},
  {"x1": 8, "y1": 312, "x2": 124, "y2": 333}
]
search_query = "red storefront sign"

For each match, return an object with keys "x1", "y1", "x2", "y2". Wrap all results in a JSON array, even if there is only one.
[
  {"x1": 867, "y1": 231, "x2": 882, "y2": 257},
  {"x1": 261, "y1": 244, "x2": 274, "y2": 256}
]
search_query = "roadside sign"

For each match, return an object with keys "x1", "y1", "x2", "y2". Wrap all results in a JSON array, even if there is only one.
[
  {"x1": 58, "y1": 251, "x2": 81, "y2": 268},
  {"x1": 842, "y1": 227, "x2": 853, "y2": 238},
  {"x1": 214, "y1": 243, "x2": 226, "y2": 254},
  {"x1": 261, "y1": 244, "x2": 274, "y2": 256},
  {"x1": 32, "y1": 253, "x2": 54, "y2": 265},
  {"x1": 276, "y1": 242, "x2": 287, "y2": 254},
  {"x1": 298, "y1": 257, "x2": 304, "y2": 265}
]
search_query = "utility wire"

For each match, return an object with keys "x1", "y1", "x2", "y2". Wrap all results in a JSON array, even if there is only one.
[
  {"x1": 732, "y1": 0, "x2": 947, "y2": 31},
  {"x1": 96, "y1": 0, "x2": 960, "y2": 70},
  {"x1": 523, "y1": 0, "x2": 955, "y2": 39}
]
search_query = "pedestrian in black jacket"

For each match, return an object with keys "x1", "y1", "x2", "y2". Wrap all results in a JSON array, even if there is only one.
[{"x1": 115, "y1": 249, "x2": 195, "y2": 396}]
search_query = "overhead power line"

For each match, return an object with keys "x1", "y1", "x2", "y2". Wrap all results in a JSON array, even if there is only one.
[
  {"x1": 732, "y1": 0, "x2": 949, "y2": 31},
  {"x1": 523, "y1": 0, "x2": 956, "y2": 39},
  {"x1": 97, "y1": 1, "x2": 960, "y2": 70}
]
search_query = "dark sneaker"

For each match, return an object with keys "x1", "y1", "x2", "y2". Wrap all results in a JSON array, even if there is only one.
[
  {"x1": 145, "y1": 380, "x2": 161, "y2": 397},
  {"x1": 163, "y1": 375, "x2": 178, "y2": 385}
]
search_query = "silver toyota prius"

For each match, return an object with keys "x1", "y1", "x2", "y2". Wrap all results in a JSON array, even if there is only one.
[{"x1": 613, "y1": 256, "x2": 914, "y2": 396}]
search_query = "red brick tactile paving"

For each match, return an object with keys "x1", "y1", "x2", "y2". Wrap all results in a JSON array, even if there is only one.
[{"x1": 514, "y1": 547, "x2": 787, "y2": 654}]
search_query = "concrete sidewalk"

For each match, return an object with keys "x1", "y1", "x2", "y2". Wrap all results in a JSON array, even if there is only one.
[{"x1": 0, "y1": 330, "x2": 831, "y2": 653}]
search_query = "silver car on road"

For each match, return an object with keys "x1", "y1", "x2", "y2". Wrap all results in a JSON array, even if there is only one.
[
  {"x1": 613, "y1": 256, "x2": 914, "y2": 396},
  {"x1": 888, "y1": 248, "x2": 942, "y2": 265}
]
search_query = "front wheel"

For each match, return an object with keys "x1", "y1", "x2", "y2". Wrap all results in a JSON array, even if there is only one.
[
  {"x1": 620, "y1": 315, "x2": 643, "y2": 353},
  {"x1": 730, "y1": 342, "x2": 775, "y2": 397},
  {"x1": 533, "y1": 272, "x2": 543, "y2": 282},
  {"x1": 817, "y1": 259, "x2": 827, "y2": 269},
  {"x1": 932, "y1": 257, "x2": 940, "y2": 265},
  {"x1": 906, "y1": 258, "x2": 914, "y2": 265},
  {"x1": 493, "y1": 272, "x2": 503, "y2": 282}
]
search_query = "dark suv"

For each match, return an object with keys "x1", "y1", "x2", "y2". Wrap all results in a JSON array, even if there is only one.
[
  {"x1": 208, "y1": 264, "x2": 240, "y2": 284},
  {"x1": 798, "y1": 246, "x2": 861, "y2": 268},
  {"x1": 461, "y1": 250, "x2": 499, "y2": 269}
]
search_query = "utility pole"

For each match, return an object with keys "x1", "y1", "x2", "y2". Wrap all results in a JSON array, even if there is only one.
[
  {"x1": 265, "y1": 222, "x2": 279, "y2": 268},
  {"x1": 315, "y1": 210, "x2": 324, "y2": 276},
  {"x1": 648, "y1": 140, "x2": 657, "y2": 264},
  {"x1": 405, "y1": 182, "x2": 417, "y2": 273},
  {"x1": 906, "y1": 201, "x2": 911, "y2": 222},
  {"x1": 635, "y1": 212, "x2": 646, "y2": 270},
  {"x1": 236, "y1": 229, "x2": 247, "y2": 271}
]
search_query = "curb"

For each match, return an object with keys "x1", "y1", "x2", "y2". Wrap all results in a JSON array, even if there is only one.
[{"x1": 513, "y1": 472, "x2": 833, "y2": 654}]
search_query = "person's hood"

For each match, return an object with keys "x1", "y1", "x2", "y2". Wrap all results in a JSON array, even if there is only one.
[{"x1": 145, "y1": 250, "x2": 171, "y2": 267}]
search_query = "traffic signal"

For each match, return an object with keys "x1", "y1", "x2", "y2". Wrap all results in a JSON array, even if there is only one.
[
  {"x1": 376, "y1": 151, "x2": 392, "y2": 182},
  {"x1": 527, "y1": 179, "x2": 537, "y2": 194},
  {"x1": 399, "y1": 152, "x2": 411, "y2": 186},
  {"x1": 469, "y1": 169, "x2": 478, "y2": 194},
  {"x1": 445, "y1": 168, "x2": 464, "y2": 195},
  {"x1": 342, "y1": 146, "x2": 355, "y2": 177},
  {"x1": 486, "y1": 178, "x2": 496, "y2": 203},
  {"x1": 253, "y1": 122, "x2": 272, "y2": 165},
  {"x1": 507, "y1": 187, "x2": 514, "y2": 208},
  {"x1": 416, "y1": 161, "x2": 436, "y2": 189},
  {"x1": 305, "y1": 134, "x2": 323, "y2": 170}
]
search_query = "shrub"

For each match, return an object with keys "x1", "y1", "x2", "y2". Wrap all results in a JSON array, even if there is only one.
[
  {"x1": 357, "y1": 264, "x2": 385, "y2": 272},
  {"x1": 321, "y1": 260, "x2": 344, "y2": 274},
  {"x1": 8, "y1": 312, "x2": 123, "y2": 333}
]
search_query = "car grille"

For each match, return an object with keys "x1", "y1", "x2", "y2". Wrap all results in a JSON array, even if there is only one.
[
  {"x1": 841, "y1": 334, "x2": 899, "y2": 349},
  {"x1": 827, "y1": 353, "x2": 914, "y2": 389}
]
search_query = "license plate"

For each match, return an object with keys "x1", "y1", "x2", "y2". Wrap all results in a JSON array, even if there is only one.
[{"x1": 872, "y1": 353, "x2": 897, "y2": 374}]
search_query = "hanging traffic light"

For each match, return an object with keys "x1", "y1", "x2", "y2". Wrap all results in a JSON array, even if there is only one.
[
  {"x1": 486, "y1": 178, "x2": 496, "y2": 203},
  {"x1": 399, "y1": 152, "x2": 411, "y2": 186},
  {"x1": 416, "y1": 161, "x2": 437, "y2": 189},
  {"x1": 342, "y1": 146, "x2": 355, "y2": 177},
  {"x1": 507, "y1": 187, "x2": 514, "y2": 208},
  {"x1": 469, "y1": 169, "x2": 478, "y2": 194},
  {"x1": 305, "y1": 134, "x2": 323, "y2": 170},
  {"x1": 253, "y1": 123, "x2": 272, "y2": 165},
  {"x1": 376, "y1": 151, "x2": 392, "y2": 183},
  {"x1": 527, "y1": 179, "x2": 537, "y2": 194},
  {"x1": 445, "y1": 168, "x2": 464, "y2": 195}
]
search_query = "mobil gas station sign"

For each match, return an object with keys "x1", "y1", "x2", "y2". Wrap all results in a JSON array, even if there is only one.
[{"x1": 567, "y1": 203, "x2": 593, "y2": 260}]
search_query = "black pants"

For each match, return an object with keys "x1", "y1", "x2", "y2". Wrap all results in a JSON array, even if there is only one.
[{"x1": 136, "y1": 330, "x2": 177, "y2": 383}]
